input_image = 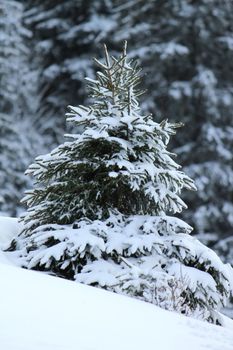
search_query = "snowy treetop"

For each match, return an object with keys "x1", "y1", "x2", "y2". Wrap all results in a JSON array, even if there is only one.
[{"x1": 24, "y1": 42, "x2": 196, "y2": 227}]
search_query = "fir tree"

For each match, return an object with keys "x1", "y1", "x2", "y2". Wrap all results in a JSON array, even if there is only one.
[
  {"x1": 10, "y1": 43, "x2": 232, "y2": 324},
  {"x1": 0, "y1": 0, "x2": 38, "y2": 215}
]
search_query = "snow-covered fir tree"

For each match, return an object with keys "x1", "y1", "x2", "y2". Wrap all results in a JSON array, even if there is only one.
[
  {"x1": 10, "y1": 43, "x2": 232, "y2": 324},
  {"x1": 0, "y1": 0, "x2": 38, "y2": 215}
]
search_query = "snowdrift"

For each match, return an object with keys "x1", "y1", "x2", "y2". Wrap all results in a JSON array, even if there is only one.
[
  {"x1": 0, "y1": 217, "x2": 22, "y2": 265},
  {"x1": 0, "y1": 263, "x2": 233, "y2": 350},
  {"x1": 0, "y1": 216, "x2": 22, "y2": 246}
]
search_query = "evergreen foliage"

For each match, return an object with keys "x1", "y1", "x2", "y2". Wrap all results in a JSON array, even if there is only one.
[
  {"x1": 21, "y1": 0, "x2": 233, "y2": 260},
  {"x1": 0, "y1": 114, "x2": 31, "y2": 215},
  {"x1": 24, "y1": 0, "x2": 115, "y2": 146},
  {"x1": 10, "y1": 44, "x2": 232, "y2": 324},
  {"x1": 0, "y1": 0, "x2": 38, "y2": 215},
  {"x1": 111, "y1": 0, "x2": 233, "y2": 267}
]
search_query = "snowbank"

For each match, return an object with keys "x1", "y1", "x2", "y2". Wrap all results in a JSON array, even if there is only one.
[
  {"x1": 0, "y1": 217, "x2": 22, "y2": 265},
  {"x1": 0, "y1": 263, "x2": 233, "y2": 350},
  {"x1": 0, "y1": 216, "x2": 22, "y2": 246}
]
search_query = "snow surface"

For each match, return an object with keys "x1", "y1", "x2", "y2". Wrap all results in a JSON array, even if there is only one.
[
  {"x1": 0, "y1": 262, "x2": 233, "y2": 350},
  {"x1": 0, "y1": 217, "x2": 22, "y2": 246},
  {"x1": 1, "y1": 217, "x2": 233, "y2": 348},
  {"x1": 0, "y1": 217, "x2": 22, "y2": 265}
]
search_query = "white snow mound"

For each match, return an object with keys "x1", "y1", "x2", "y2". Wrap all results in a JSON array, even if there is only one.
[
  {"x1": 0, "y1": 263, "x2": 233, "y2": 350},
  {"x1": 0, "y1": 216, "x2": 22, "y2": 246},
  {"x1": 0, "y1": 217, "x2": 22, "y2": 265}
]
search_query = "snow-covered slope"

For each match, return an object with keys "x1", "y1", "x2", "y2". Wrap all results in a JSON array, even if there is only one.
[{"x1": 0, "y1": 263, "x2": 233, "y2": 350}]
